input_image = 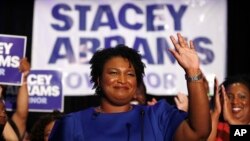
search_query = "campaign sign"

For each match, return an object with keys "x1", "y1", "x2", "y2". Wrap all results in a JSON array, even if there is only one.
[
  {"x1": 32, "y1": 0, "x2": 227, "y2": 96},
  {"x1": 230, "y1": 125, "x2": 250, "y2": 141},
  {"x1": 28, "y1": 70, "x2": 63, "y2": 112},
  {"x1": 0, "y1": 34, "x2": 27, "y2": 85},
  {"x1": 5, "y1": 70, "x2": 64, "y2": 112}
]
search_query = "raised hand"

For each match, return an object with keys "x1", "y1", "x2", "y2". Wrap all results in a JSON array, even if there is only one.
[
  {"x1": 147, "y1": 98, "x2": 157, "y2": 106},
  {"x1": 169, "y1": 33, "x2": 200, "y2": 74},
  {"x1": 18, "y1": 58, "x2": 30, "y2": 82},
  {"x1": 221, "y1": 85, "x2": 236, "y2": 124},
  {"x1": 212, "y1": 78, "x2": 222, "y2": 117}
]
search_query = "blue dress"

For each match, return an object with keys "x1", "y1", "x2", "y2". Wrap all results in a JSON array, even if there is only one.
[{"x1": 49, "y1": 99, "x2": 187, "y2": 141}]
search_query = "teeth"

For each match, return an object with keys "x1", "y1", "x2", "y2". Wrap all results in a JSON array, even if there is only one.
[{"x1": 232, "y1": 108, "x2": 241, "y2": 112}]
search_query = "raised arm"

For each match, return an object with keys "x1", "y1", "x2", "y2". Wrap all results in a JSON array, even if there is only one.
[
  {"x1": 169, "y1": 33, "x2": 211, "y2": 141},
  {"x1": 13, "y1": 58, "x2": 30, "y2": 137},
  {"x1": 3, "y1": 58, "x2": 30, "y2": 140},
  {"x1": 207, "y1": 78, "x2": 221, "y2": 141}
]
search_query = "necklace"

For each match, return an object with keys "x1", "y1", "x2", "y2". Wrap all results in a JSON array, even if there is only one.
[{"x1": 96, "y1": 105, "x2": 133, "y2": 113}]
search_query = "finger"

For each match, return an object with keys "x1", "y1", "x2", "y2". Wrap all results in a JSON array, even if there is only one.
[
  {"x1": 214, "y1": 78, "x2": 219, "y2": 95},
  {"x1": 221, "y1": 85, "x2": 228, "y2": 102},
  {"x1": 168, "y1": 48, "x2": 181, "y2": 61},
  {"x1": 177, "y1": 33, "x2": 188, "y2": 48},
  {"x1": 182, "y1": 94, "x2": 188, "y2": 102},
  {"x1": 170, "y1": 35, "x2": 182, "y2": 52},
  {"x1": 189, "y1": 40, "x2": 195, "y2": 50},
  {"x1": 152, "y1": 98, "x2": 157, "y2": 103},
  {"x1": 177, "y1": 94, "x2": 184, "y2": 103},
  {"x1": 174, "y1": 97, "x2": 180, "y2": 105}
]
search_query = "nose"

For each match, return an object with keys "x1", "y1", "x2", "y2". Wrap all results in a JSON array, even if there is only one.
[
  {"x1": 117, "y1": 74, "x2": 126, "y2": 83},
  {"x1": 231, "y1": 96, "x2": 240, "y2": 105}
]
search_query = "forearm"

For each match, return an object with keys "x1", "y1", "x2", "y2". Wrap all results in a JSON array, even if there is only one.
[
  {"x1": 186, "y1": 70, "x2": 211, "y2": 138},
  {"x1": 15, "y1": 82, "x2": 29, "y2": 119},
  {"x1": 11, "y1": 82, "x2": 29, "y2": 138},
  {"x1": 207, "y1": 112, "x2": 220, "y2": 141}
]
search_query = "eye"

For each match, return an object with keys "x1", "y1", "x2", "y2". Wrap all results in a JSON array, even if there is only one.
[
  {"x1": 238, "y1": 93, "x2": 247, "y2": 100},
  {"x1": 228, "y1": 94, "x2": 234, "y2": 101},
  {"x1": 127, "y1": 72, "x2": 135, "y2": 77},
  {"x1": 109, "y1": 70, "x2": 118, "y2": 75}
]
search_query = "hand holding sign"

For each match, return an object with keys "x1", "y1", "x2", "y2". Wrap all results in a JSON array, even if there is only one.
[{"x1": 19, "y1": 58, "x2": 30, "y2": 83}]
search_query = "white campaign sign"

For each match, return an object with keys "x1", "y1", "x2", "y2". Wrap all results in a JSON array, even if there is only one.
[{"x1": 32, "y1": 0, "x2": 227, "y2": 96}]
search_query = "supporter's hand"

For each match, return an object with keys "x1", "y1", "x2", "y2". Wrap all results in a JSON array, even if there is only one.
[
  {"x1": 19, "y1": 58, "x2": 30, "y2": 82},
  {"x1": 211, "y1": 78, "x2": 221, "y2": 118},
  {"x1": 174, "y1": 92, "x2": 188, "y2": 112},
  {"x1": 221, "y1": 85, "x2": 235, "y2": 124},
  {"x1": 147, "y1": 98, "x2": 157, "y2": 106}
]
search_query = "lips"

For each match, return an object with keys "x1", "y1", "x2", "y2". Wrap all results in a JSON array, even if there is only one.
[
  {"x1": 232, "y1": 107, "x2": 242, "y2": 112},
  {"x1": 113, "y1": 86, "x2": 129, "y2": 89},
  {"x1": 231, "y1": 107, "x2": 243, "y2": 119}
]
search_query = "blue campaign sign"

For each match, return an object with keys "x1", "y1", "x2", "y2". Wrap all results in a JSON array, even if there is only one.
[
  {"x1": 5, "y1": 70, "x2": 64, "y2": 112},
  {"x1": 0, "y1": 34, "x2": 27, "y2": 85},
  {"x1": 28, "y1": 70, "x2": 63, "y2": 112}
]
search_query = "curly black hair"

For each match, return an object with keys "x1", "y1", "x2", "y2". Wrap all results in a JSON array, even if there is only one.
[
  {"x1": 222, "y1": 74, "x2": 250, "y2": 89},
  {"x1": 29, "y1": 110, "x2": 64, "y2": 141},
  {"x1": 89, "y1": 44, "x2": 146, "y2": 96}
]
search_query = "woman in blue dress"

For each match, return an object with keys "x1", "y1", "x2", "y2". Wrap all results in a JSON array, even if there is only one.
[{"x1": 49, "y1": 33, "x2": 211, "y2": 141}]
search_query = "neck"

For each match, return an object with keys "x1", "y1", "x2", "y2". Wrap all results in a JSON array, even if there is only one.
[{"x1": 96, "y1": 104, "x2": 133, "y2": 113}]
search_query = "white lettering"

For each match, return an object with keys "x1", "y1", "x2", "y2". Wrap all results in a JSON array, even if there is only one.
[
  {"x1": 0, "y1": 55, "x2": 20, "y2": 67},
  {"x1": 28, "y1": 74, "x2": 53, "y2": 85},
  {"x1": 234, "y1": 129, "x2": 241, "y2": 136},
  {"x1": 234, "y1": 129, "x2": 247, "y2": 136},
  {"x1": 29, "y1": 97, "x2": 47, "y2": 104},
  {"x1": 0, "y1": 42, "x2": 13, "y2": 54},
  {"x1": 0, "y1": 68, "x2": 5, "y2": 75},
  {"x1": 28, "y1": 85, "x2": 60, "y2": 97}
]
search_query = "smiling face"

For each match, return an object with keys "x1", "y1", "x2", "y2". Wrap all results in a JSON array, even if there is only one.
[
  {"x1": 226, "y1": 82, "x2": 250, "y2": 123},
  {"x1": 100, "y1": 56, "x2": 137, "y2": 106}
]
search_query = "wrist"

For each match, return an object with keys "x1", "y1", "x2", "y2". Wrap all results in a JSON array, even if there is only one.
[{"x1": 185, "y1": 71, "x2": 203, "y2": 82}]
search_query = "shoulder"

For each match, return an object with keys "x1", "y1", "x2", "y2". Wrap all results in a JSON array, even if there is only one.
[
  {"x1": 50, "y1": 108, "x2": 94, "y2": 139},
  {"x1": 145, "y1": 99, "x2": 187, "y2": 120},
  {"x1": 2, "y1": 122, "x2": 19, "y2": 141},
  {"x1": 150, "y1": 99, "x2": 172, "y2": 110}
]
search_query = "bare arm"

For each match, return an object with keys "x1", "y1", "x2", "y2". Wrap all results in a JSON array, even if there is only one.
[
  {"x1": 11, "y1": 58, "x2": 30, "y2": 137},
  {"x1": 169, "y1": 33, "x2": 211, "y2": 141},
  {"x1": 207, "y1": 78, "x2": 221, "y2": 141}
]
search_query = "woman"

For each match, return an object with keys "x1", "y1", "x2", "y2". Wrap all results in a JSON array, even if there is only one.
[
  {"x1": 49, "y1": 33, "x2": 211, "y2": 141},
  {"x1": 208, "y1": 74, "x2": 250, "y2": 141},
  {"x1": 29, "y1": 110, "x2": 64, "y2": 141}
]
